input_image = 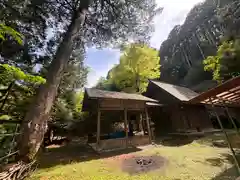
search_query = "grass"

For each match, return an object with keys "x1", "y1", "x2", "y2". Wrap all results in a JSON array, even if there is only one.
[{"x1": 28, "y1": 133, "x2": 240, "y2": 180}]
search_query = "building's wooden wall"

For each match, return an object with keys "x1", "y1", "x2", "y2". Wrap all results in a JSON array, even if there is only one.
[
  {"x1": 167, "y1": 104, "x2": 212, "y2": 132},
  {"x1": 148, "y1": 106, "x2": 173, "y2": 136},
  {"x1": 99, "y1": 99, "x2": 145, "y2": 110},
  {"x1": 149, "y1": 104, "x2": 213, "y2": 135},
  {"x1": 144, "y1": 81, "x2": 212, "y2": 134}
]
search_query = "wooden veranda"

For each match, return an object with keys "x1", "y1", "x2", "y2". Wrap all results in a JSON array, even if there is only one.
[
  {"x1": 189, "y1": 76, "x2": 240, "y2": 174},
  {"x1": 82, "y1": 88, "x2": 158, "y2": 151}
]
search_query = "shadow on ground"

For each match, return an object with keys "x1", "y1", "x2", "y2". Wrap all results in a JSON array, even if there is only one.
[
  {"x1": 206, "y1": 151, "x2": 240, "y2": 180},
  {"x1": 154, "y1": 134, "x2": 202, "y2": 147},
  {"x1": 155, "y1": 131, "x2": 240, "y2": 148},
  {"x1": 154, "y1": 132, "x2": 240, "y2": 179},
  {"x1": 37, "y1": 143, "x2": 141, "y2": 169},
  {"x1": 211, "y1": 167, "x2": 238, "y2": 180},
  {"x1": 196, "y1": 132, "x2": 240, "y2": 148}
]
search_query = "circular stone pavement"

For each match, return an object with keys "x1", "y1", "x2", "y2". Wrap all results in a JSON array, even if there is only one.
[{"x1": 121, "y1": 155, "x2": 167, "y2": 175}]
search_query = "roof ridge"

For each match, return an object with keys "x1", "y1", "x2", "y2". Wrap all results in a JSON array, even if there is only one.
[
  {"x1": 87, "y1": 88, "x2": 144, "y2": 96},
  {"x1": 150, "y1": 80, "x2": 190, "y2": 89},
  {"x1": 86, "y1": 88, "x2": 157, "y2": 102},
  {"x1": 150, "y1": 80, "x2": 199, "y2": 101}
]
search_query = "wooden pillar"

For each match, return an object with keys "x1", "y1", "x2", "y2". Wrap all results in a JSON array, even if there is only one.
[
  {"x1": 139, "y1": 113, "x2": 143, "y2": 134},
  {"x1": 97, "y1": 107, "x2": 101, "y2": 147},
  {"x1": 124, "y1": 108, "x2": 128, "y2": 147},
  {"x1": 145, "y1": 107, "x2": 152, "y2": 143},
  {"x1": 224, "y1": 107, "x2": 239, "y2": 135},
  {"x1": 209, "y1": 98, "x2": 240, "y2": 175},
  {"x1": 219, "y1": 97, "x2": 239, "y2": 134},
  {"x1": 226, "y1": 107, "x2": 239, "y2": 133}
]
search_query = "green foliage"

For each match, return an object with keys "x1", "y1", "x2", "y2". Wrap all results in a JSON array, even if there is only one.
[
  {"x1": 183, "y1": 62, "x2": 212, "y2": 87},
  {"x1": 51, "y1": 49, "x2": 89, "y2": 125},
  {"x1": 0, "y1": 64, "x2": 46, "y2": 84},
  {"x1": 74, "y1": 91, "x2": 84, "y2": 113},
  {"x1": 107, "y1": 43, "x2": 160, "y2": 93},
  {"x1": 0, "y1": 0, "x2": 50, "y2": 67},
  {"x1": 0, "y1": 114, "x2": 10, "y2": 120},
  {"x1": 0, "y1": 64, "x2": 46, "y2": 122},
  {"x1": 159, "y1": 0, "x2": 239, "y2": 86},
  {"x1": 95, "y1": 77, "x2": 120, "y2": 91},
  {"x1": 0, "y1": 64, "x2": 46, "y2": 159},
  {"x1": 0, "y1": 24, "x2": 23, "y2": 44},
  {"x1": 203, "y1": 39, "x2": 240, "y2": 82}
]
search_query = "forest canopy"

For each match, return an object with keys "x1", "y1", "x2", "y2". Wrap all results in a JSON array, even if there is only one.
[{"x1": 158, "y1": 0, "x2": 240, "y2": 91}]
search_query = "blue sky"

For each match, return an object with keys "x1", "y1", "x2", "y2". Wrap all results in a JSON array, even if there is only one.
[{"x1": 85, "y1": 0, "x2": 204, "y2": 87}]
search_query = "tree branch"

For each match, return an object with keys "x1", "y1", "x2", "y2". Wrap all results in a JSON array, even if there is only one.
[
  {"x1": 55, "y1": 0, "x2": 74, "y2": 12},
  {"x1": 64, "y1": 0, "x2": 74, "y2": 10}
]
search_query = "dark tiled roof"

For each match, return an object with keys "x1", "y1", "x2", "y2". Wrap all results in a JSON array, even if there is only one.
[
  {"x1": 150, "y1": 80, "x2": 199, "y2": 101},
  {"x1": 85, "y1": 88, "x2": 157, "y2": 102}
]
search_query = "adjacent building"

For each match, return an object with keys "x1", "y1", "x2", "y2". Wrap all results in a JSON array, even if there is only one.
[{"x1": 144, "y1": 80, "x2": 213, "y2": 135}]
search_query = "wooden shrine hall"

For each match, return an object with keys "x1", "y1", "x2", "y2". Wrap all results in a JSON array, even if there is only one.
[{"x1": 82, "y1": 88, "x2": 158, "y2": 151}]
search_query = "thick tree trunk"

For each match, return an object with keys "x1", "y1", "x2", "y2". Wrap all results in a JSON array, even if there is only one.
[
  {"x1": 194, "y1": 32, "x2": 206, "y2": 59},
  {"x1": 184, "y1": 40, "x2": 192, "y2": 67},
  {"x1": 181, "y1": 44, "x2": 191, "y2": 68},
  {"x1": 17, "y1": 3, "x2": 90, "y2": 163}
]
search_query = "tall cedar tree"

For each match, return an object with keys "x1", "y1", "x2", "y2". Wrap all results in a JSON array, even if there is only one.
[{"x1": 18, "y1": 0, "x2": 160, "y2": 162}]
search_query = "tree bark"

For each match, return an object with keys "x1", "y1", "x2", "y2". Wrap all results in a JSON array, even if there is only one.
[
  {"x1": 17, "y1": 2, "x2": 90, "y2": 162},
  {"x1": 194, "y1": 32, "x2": 206, "y2": 59},
  {"x1": 181, "y1": 44, "x2": 191, "y2": 68}
]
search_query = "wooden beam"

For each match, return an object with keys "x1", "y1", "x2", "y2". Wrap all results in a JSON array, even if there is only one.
[
  {"x1": 190, "y1": 76, "x2": 240, "y2": 103},
  {"x1": 124, "y1": 108, "x2": 128, "y2": 147},
  {"x1": 99, "y1": 107, "x2": 144, "y2": 111},
  {"x1": 231, "y1": 96, "x2": 240, "y2": 102},
  {"x1": 218, "y1": 88, "x2": 240, "y2": 99},
  {"x1": 97, "y1": 104, "x2": 101, "y2": 147},
  {"x1": 99, "y1": 107, "x2": 124, "y2": 111},
  {"x1": 145, "y1": 108, "x2": 152, "y2": 143}
]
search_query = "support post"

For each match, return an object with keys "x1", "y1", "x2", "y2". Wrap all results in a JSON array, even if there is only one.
[
  {"x1": 225, "y1": 107, "x2": 239, "y2": 135},
  {"x1": 97, "y1": 105, "x2": 101, "y2": 147},
  {"x1": 219, "y1": 97, "x2": 239, "y2": 135},
  {"x1": 124, "y1": 108, "x2": 128, "y2": 147},
  {"x1": 139, "y1": 113, "x2": 143, "y2": 134},
  {"x1": 145, "y1": 107, "x2": 152, "y2": 143},
  {"x1": 209, "y1": 98, "x2": 240, "y2": 175}
]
